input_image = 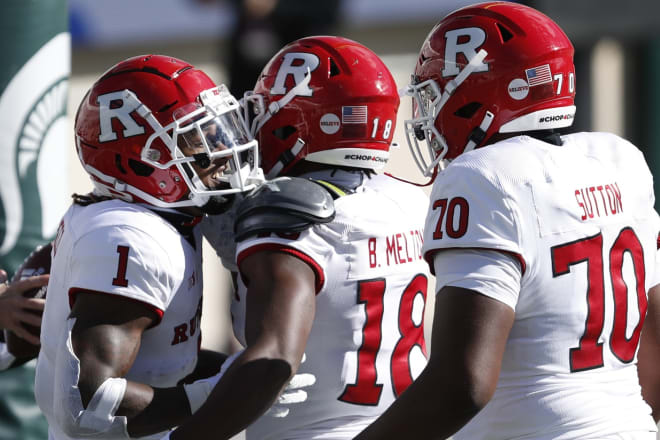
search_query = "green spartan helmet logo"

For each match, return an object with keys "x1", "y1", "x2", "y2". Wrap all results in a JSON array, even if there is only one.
[
  {"x1": 0, "y1": 1, "x2": 69, "y2": 439},
  {"x1": 0, "y1": 31, "x2": 70, "y2": 273}
]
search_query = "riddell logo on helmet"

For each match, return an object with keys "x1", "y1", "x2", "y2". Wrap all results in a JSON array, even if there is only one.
[
  {"x1": 344, "y1": 154, "x2": 388, "y2": 163},
  {"x1": 539, "y1": 114, "x2": 574, "y2": 123}
]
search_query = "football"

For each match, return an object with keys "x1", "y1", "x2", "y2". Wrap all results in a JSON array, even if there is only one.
[{"x1": 3, "y1": 242, "x2": 52, "y2": 360}]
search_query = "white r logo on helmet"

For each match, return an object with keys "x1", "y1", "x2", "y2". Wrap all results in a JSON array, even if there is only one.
[
  {"x1": 443, "y1": 27, "x2": 489, "y2": 77},
  {"x1": 97, "y1": 90, "x2": 146, "y2": 142},
  {"x1": 271, "y1": 53, "x2": 320, "y2": 96}
]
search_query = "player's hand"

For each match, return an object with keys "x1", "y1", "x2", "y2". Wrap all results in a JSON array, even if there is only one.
[
  {"x1": 0, "y1": 271, "x2": 48, "y2": 345},
  {"x1": 183, "y1": 349, "x2": 316, "y2": 418},
  {"x1": 183, "y1": 350, "x2": 242, "y2": 413},
  {"x1": 266, "y1": 353, "x2": 316, "y2": 418}
]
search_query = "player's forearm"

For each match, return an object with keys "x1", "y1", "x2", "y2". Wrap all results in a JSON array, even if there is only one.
[
  {"x1": 354, "y1": 367, "x2": 481, "y2": 439},
  {"x1": 127, "y1": 350, "x2": 232, "y2": 435},
  {"x1": 177, "y1": 349, "x2": 226, "y2": 384},
  {"x1": 76, "y1": 371, "x2": 191, "y2": 437},
  {"x1": 171, "y1": 352, "x2": 292, "y2": 439}
]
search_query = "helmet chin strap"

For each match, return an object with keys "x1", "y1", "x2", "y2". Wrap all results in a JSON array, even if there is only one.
[
  {"x1": 436, "y1": 49, "x2": 488, "y2": 112},
  {"x1": 267, "y1": 138, "x2": 305, "y2": 179},
  {"x1": 433, "y1": 49, "x2": 492, "y2": 158},
  {"x1": 253, "y1": 68, "x2": 312, "y2": 135},
  {"x1": 464, "y1": 110, "x2": 495, "y2": 154}
]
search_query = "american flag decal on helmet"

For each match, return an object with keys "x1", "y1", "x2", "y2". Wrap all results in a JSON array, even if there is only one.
[
  {"x1": 525, "y1": 64, "x2": 552, "y2": 87},
  {"x1": 342, "y1": 106, "x2": 367, "y2": 124}
]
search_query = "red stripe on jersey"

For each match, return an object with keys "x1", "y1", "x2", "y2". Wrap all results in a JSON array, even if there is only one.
[
  {"x1": 68, "y1": 288, "x2": 165, "y2": 326},
  {"x1": 657, "y1": 233, "x2": 660, "y2": 250},
  {"x1": 237, "y1": 243, "x2": 325, "y2": 294},
  {"x1": 424, "y1": 247, "x2": 527, "y2": 276}
]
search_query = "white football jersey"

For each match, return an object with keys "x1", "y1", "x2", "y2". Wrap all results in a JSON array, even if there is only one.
[
  {"x1": 424, "y1": 132, "x2": 660, "y2": 439},
  {"x1": 233, "y1": 172, "x2": 431, "y2": 439},
  {"x1": 201, "y1": 197, "x2": 241, "y2": 272},
  {"x1": 35, "y1": 200, "x2": 204, "y2": 440}
]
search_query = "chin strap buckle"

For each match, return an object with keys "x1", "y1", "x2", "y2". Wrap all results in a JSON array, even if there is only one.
[{"x1": 464, "y1": 111, "x2": 495, "y2": 154}]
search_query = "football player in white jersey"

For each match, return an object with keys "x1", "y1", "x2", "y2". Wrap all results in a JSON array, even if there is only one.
[
  {"x1": 34, "y1": 55, "x2": 263, "y2": 439},
  {"x1": 356, "y1": 2, "x2": 660, "y2": 440},
  {"x1": 170, "y1": 36, "x2": 431, "y2": 439}
]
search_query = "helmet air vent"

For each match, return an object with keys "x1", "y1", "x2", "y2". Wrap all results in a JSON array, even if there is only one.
[
  {"x1": 273, "y1": 125, "x2": 296, "y2": 140},
  {"x1": 158, "y1": 101, "x2": 178, "y2": 113},
  {"x1": 173, "y1": 66, "x2": 192, "y2": 78},
  {"x1": 329, "y1": 58, "x2": 340, "y2": 77},
  {"x1": 129, "y1": 159, "x2": 154, "y2": 177},
  {"x1": 496, "y1": 23, "x2": 514, "y2": 42},
  {"x1": 454, "y1": 102, "x2": 482, "y2": 119},
  {"x1": 115, "y1": 154, "x2": 127, "y2": 174}
]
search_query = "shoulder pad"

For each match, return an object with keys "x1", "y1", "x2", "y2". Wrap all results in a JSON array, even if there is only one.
[
  {"x1": 234, "y1": 177, "x2": 335, "y2": 241},
  {"x1": 311, "y1": 179, "x2": 354, "y2": 199}
]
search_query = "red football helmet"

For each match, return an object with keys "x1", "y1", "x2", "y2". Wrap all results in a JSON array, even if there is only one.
[
  {"x1": 243, "y1": 36, "x2": 399, "y2": 178},
  {"x1": 404, "y1": 2, "x2": 576, "y2": 177},
  {"x1": 75, "y1": 55, "x2": 263, "y2": 210}
]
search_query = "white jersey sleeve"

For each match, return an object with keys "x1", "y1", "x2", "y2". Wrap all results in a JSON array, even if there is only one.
[
  {"x1": 423, "y1": 160, "x2": 526, "y2": 265},
  {"x1": 236, "y1": 226, "x2": 329, "y2": 293},
  {"x1": 69, "y1": 224, "x2": 178, "y2": 312},
  {"x1": 433, "y1": 248, "x2": 522, "y2": 310}
]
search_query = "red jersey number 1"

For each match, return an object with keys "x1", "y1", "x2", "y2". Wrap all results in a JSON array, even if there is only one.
[{"x1": 112, "y1": 245, "x2": 130, "y2": 287}]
